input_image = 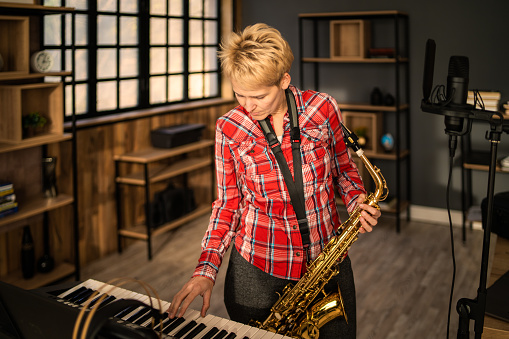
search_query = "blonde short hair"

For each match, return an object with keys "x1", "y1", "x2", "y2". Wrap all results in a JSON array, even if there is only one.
[{"x1": 218, "y1": 23, "x2": 294, "y2": 88}]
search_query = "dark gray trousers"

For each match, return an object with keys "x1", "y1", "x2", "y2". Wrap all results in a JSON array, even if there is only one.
[{"x1": 224, "y1": 247, "x2": 356, "y2": 339}]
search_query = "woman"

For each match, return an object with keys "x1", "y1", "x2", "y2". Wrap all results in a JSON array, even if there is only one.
[{"x1": 168, "y1": 23, "x2": 381, "y2": 338}]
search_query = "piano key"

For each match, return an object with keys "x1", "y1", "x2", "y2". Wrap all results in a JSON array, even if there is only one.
[
  {"x1": 164, "y1": 309, "x2": 201, "y2": 336},
  {"x1": 182, "y1": 322, "x2": 208, "y2": 339},
  {"x1": 174, "y1": 320, "x2": 198, "y2": 338},
  {"x1": 52, "y1": 279, "x2": 294, "y2": 339}
]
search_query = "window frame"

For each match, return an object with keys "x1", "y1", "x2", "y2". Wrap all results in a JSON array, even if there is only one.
[{"x1": 43, "y1": 0, "x2": 228, "y2": 123}]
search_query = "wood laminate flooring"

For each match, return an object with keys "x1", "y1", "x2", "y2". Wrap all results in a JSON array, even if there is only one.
[{"x1": 81, "y1": 214, "x2": 494, "y2": 339}]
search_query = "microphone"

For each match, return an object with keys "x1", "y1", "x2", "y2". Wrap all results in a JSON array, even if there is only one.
[{"x1": 444, "y1": 56, "x2": 470, "y2": 135}]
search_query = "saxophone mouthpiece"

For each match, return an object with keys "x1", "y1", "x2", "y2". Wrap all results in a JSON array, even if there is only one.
[{"x1": 340, "y1": 122, "x2": 362, "y2": 153}]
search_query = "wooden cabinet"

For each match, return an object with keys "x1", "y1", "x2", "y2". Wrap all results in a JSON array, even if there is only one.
[
  {"x1": 298, "y1": 10, "x2": 411, "y2": 232},
  {"x1": 115, "y1": 140, "x2": 215, "y2": 260},
  {"x1": 0, "y1": 3, "x2": 77, "y2": 289}
]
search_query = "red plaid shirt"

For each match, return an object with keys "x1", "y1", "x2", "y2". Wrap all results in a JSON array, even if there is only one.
[{"x1": 193, "y1": 85, "x2": 366, "y2": 282}]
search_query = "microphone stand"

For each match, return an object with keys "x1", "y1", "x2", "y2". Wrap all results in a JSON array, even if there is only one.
[
  {"x1": 421, "y1": 101, "x2": 504, "y2": 339},
  {"x1": 456, "y1": 115, "x2": 502, "y2": 339}
]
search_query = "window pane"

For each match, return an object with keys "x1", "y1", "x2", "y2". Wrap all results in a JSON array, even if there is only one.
[
  {"x1": 120, "y1": 17, "x2": 138, "y2": 45},
  {"x1": 120, "y1": 48, "x2": 138, "y2": 77},
  {"x1": 75, "y1": 14, "x2": 88, "y2": 46},
  {"x1": 150, "y1": 18, "x2": 167, "y2": 45},
  {"x1": 189, "y1": 47, "x2": 203, "y2": 72},
  {"x1": 150, "y1": 47, "x2": 166, "y2": 74},
  {"x1": 75, "y1": 84, "x2": 88, "y2": 114},
  {"x1": 169, "y1": 0, "x2": 183, "y2": 16},
  {"x1": 204, "y1": 72, "x2": 218, "y2": 97},
  {"x1": 98, "y1": 15, "x2": 117, "y2": 45},
  {"x1": 75, "y1": 49, "x2": 88, "y2": 81},
  {"x1": 204, "y1": 0, "x2": 217, "y2": 18},
  {"x1": 97, "y1": 48, "x2": 117, "y2": 79},
  {"x1": 65, "y1": 14, "x2": 72, "y2": 46},
  {"x1": 204, "y1": 21, "x2": 217, "y2": 44},
  {"x1": 204, "y1": 47, "x2": 217, "y2": 71},
  {"x1": 150, "y1": 0, "x2": 167, "y2": 15},
  {"x1": 168, "y1": 47, "x2": 183, "y2": 73},
  {"x1": 120, "y1": 0, "x2": 138, "y2": 13},
  {"x1": 189, "y1": 0, "x2": 203, "y2": 17},
  {"x1": 66, "y1": 0, "x2": 87, "y2": 10},
  {"x1": 98, "y1": 0, "x2": 116, "y2": 12},
  {"x1": 168, "y1": 75, "x2": 184, "y2": 102},
  {"x1": 44, "y1": 15, "x2": 62, "y2": 45},
  {"x1": 44, "y1": 0, "x2": 60, "y2": 6},
  {"x1": 150, "y1": 76, "x2": 167, "y2": 104},
  {"x1": 189, "y1": 20, "x2": 203, "y2": 45},
  {"x1": 168, "y1": 19, "x2": 183, "y2": 45},
  {"x1": 189, "y1": 73, "x2": 204, "y2": 99},
  {"x1": 120, "y1": 80, "x2": 138, "y2": 108},
  {"x1": 47, "y1": 50, "x2": 60, "y2": 72},
  {"x1": 97, "y1": 81, "x2": 118, "y2": 111}
]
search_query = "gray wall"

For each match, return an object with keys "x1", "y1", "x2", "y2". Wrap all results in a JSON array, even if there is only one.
[{"x1": 240, "y1": 0, "x2": 509, "y2": 210}]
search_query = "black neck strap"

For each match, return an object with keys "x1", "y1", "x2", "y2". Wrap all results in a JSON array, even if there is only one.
[{"x1": 258, "y1": 89, "x2": 310, "y2": 246}]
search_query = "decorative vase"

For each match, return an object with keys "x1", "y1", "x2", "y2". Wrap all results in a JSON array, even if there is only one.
[{"x1": 21, "y1": 226, "x2": 35, "y2": 279}]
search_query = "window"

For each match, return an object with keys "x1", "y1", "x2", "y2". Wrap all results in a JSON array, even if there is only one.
[{"x1": 42, "y1": 0, "x2": 221, "y2": 121}]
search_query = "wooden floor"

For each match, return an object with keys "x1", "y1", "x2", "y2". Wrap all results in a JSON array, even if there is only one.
[{"x1": 81, "y1": 213, "x2": 494, "y2": 339}]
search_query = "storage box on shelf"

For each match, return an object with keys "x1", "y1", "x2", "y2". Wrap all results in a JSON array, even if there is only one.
[
  {"x1": 0, "y1": 15, "x2": 29, "y2": 76},
  {"x1": 342, "y1": 111, "x2": 382, "y2": 154},
  {"x1": 0, "y1": 82, "x2": 63, "y2": 143},
  {"x1": 330, "y1": 19, "x2": 370, "y2": 59}
]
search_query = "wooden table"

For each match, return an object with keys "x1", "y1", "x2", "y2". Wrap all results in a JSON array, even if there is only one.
[{"x1": 483, "y1": 236, "x2": 509, "y2": 338}]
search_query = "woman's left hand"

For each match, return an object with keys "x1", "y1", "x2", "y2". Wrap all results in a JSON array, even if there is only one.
[{"x1": 356, "y1": 194, "x2": 381, "y2": 233}]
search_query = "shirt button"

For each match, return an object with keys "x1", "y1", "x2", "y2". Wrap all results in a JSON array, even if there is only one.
[
  {"x1": 293, "y1": 225, "x2": 297, "y2": 230},
  {"x1": 296, "y1": 252, "x2": 301, "y2": 257}
]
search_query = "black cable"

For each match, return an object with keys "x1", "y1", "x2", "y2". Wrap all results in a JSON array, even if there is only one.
[{"x1": 446, "y1": 136, "x2": 457, "y2": 339}]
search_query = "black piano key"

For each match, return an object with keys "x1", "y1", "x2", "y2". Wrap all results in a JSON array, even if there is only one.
[
  {"x1": 211, "y1": 329, "x2": 229, "y2": 339},
  {"x1": 61, "y1": 286, "x2": 87, "y2": 300},
  {"x1": 182, "y1": 323, "x2": 207, "y2": 339},
  {"x1": 125, "y1": 306, "x2": 151, "y2": 322},
  {"x1": 76, "y1": 291, "x2": 100, "y2": 305},
  {"x1": 114, "y1": 304, "x2": 139, "y2": 318},
  {"x1": 174, "y1": 320, "x2": 198, "y2": 338},
  {"x1": 68, "y1": 288, "x2": 94, "y2": 303},
  {"x1": 162, "y1": 317, "x2": 186, "y2": 334},
  {"x1": 97, "y1": 295, "x2": 117, "y2": 309},
  {"x1": 134, "y1": 309, "x2": 157, "y2": 325},
  {"x1": 224, "y1": 332, "x2": 237, "y2": 339},
  {"x1": 201, "y1": 327, "x2": 220, "y2": 339}
]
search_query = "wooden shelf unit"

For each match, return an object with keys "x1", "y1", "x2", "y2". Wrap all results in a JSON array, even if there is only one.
[
  {"x1": 0, "y1": 4, "x2": 78, "y2": 289},
  {"x1": 115, "y1": 139, "x2": 215, "y2": 260},
  {"x1": 298, "y1": 10, "x2": 411, "y2": 232}
]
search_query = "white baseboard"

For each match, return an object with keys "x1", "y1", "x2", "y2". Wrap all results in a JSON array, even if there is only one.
[{"x1": 409, "y1": 205, "x2": 482, "y2": 230}]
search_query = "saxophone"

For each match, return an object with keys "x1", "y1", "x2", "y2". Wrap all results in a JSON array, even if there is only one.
[{"x1": 251, "y1": 123, "x2": 388, "y2": 339}]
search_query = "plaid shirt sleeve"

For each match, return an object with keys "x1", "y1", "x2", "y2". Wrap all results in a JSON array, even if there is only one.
[{"x1": 192, "y1": 118, "x2": 242, "y2": 282}]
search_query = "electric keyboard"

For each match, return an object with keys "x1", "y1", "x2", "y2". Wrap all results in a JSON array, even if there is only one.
[{"x1": 0, "y1": 278, "x2": 292, "y2": 339}]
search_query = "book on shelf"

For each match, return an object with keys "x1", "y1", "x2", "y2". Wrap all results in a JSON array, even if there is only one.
[
  {"x1": 0, "y1": 201, "x2": 18, "y2": 213},
  {"x1": 0, "y1": 206, "x2": 18, "y2": 218},
  {"x1": 0, "y1": 182, "x2": 18, "y2": 218}
]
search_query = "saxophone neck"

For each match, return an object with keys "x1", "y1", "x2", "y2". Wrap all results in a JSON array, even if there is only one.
[{"x1": 341, "y1": 122, "x2": 388, "y2": 203}]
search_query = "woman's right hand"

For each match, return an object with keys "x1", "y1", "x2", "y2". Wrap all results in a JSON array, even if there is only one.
[{"x1": 168, "y1": 276, "x2": 214, "y2": 318}]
